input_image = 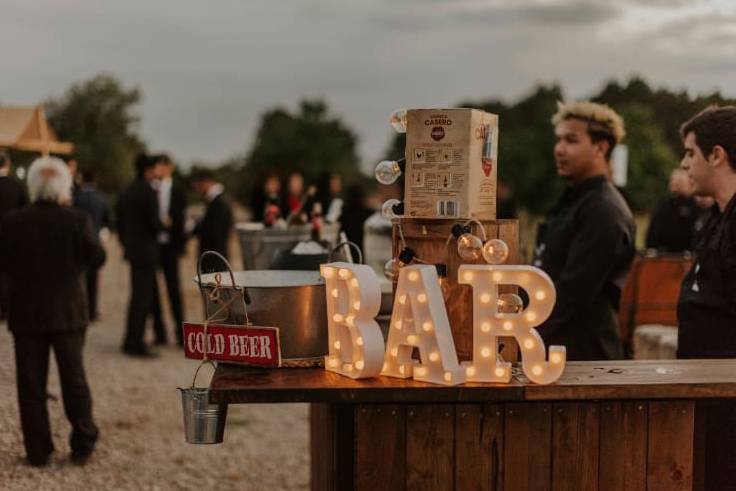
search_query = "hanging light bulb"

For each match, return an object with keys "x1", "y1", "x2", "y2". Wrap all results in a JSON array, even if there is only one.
[
  {"x1": 390, "y1": 109, "x2": 407, "y2": 133},
  {"x1": 384, "y1": 258, "x2": 397, "y2": 280},
  {"x1": 482, "y1": 238, "x2": 510, "y2": 265},
  {"x1": 375, "y1": 159, "x2": 404, "y2": 185},
  {"x1": 381, "y1": 199, "x2": 404, "y2": 220},
  {"x1": 457, "y1": 233, "x2": 483, "y2": 261},
  {"x1": 384, "y1": 248, "x2": 417, "y2": 280},
  {"x1": 498, "y1": 293, "x2": 524, "y2": 314}
]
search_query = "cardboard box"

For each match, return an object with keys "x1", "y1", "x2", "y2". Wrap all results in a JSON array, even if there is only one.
[{"x1": 404, "y1": 108, "x2": 498, "y2": 219}]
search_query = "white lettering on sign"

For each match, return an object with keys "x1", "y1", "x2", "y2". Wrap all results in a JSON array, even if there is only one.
[
  {"x1": 458, "y1": 265, "x2": 566, "y2": 384},
  {"x1": 381, "y1": 265, "x2": 465, "y2": 386},
  {"x1": 321, "y1": 262, "x2": 385, "y2": 379},
  {"x1": 187, "y1": 332, "x2": 226, "y2": 355},
  {"x1": 187, "y1": 332, "x2": 274, "y2": 358}
]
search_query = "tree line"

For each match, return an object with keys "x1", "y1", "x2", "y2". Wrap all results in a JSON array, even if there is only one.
[{"x1": 40, "y1": 74, "x2": 736, "y2": 214}]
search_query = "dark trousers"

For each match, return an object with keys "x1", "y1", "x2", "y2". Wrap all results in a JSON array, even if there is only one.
[
  {"x1": 13, "y1": 331, "x2": 98, "y2": 464},
  {"x1": 85, "y1": 269, "x2": 99, "y2": 321},
  {"x1": 152, "y1": 244, "x2": 184, "y2": 344},
  {"x1": 124, "y1": 264, "x2": 156, "y2": 352}
]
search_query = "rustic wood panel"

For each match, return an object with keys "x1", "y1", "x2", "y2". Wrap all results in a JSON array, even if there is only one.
[
  {"x1": 455, "y1": 404, "x2": 505, "y2": 491},
  {"x1": 551, "y1": 402, "x2": 599, "y2": 491},
  {"x1": 522, "y1": 360, "x2": 736, "y2": 401},
  {"x1": 392, "y1": 218, "x2": 519, "y2": 360},
  {"x1": 310, "y1": 403, "x2": 354, "y2": 491},
  {"x1": 599, "y1": 401, "x2": 648, "y2": 491},
  {"x1": 354, "y1": 405, "x2": 405, "y2": 491},
  {"x1": 209, "y1": 365, "x2": 524, "y2": 404},
  {"x1": 647, "y1": 400, "x2": 695, "y2": 491},
  {"x1": 504, "y1": 403, "x2": 552, "y2": 491},
  {"x1": 406, "y1": 404, "x2": 455, "y2": 491}
]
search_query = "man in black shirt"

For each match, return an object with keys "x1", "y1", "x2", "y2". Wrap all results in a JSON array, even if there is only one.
[
  {"x1": 534, "y1": 101, "x2": 635, "y2": 361},
  {"x1": 676, "y1": 105, "x2": 736, "y2": 489},
  {"x1": 646, "y1": 168, "x2": 698, "y2": 253},
  {"x1": 0, "y1": 149, "x2": 28, "y2": 320}
]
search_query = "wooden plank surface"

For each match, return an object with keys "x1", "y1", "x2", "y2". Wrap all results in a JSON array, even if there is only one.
[
  {"x1": 455, "y1": 404, "x2": 504, "y2": 491},
  {"x1": 647, "y1": 400, "x2": 694, "y2": 491},
  {"x1": 210, "y1": 360, "x2": 736, "y2": 405},
  {"x1": 354, "y1": 405, "x2": 405, "y2": 491},
  {"x1": 504, "y1": 403, "x2": 552, "y2": 491},
  {"x1": 209, "y1": 365, "x2": 524, "y2": 404},
  {"x1": 551, "y1": 402, "x2": 599, "y2": 491},
  {"x1": 406, "y1": 405, "x2": 455, "y2": 491},
  {"x1": 522, "y1": 360, "x2": 736, "y2": 401},
  {"x1": 599, "y1": 401, "x2": 648, "y2": 491}
]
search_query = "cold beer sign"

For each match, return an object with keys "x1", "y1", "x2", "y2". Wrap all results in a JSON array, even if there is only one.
[{"x1": 183, "y1": 322, "x2": 281, "y2": 367}]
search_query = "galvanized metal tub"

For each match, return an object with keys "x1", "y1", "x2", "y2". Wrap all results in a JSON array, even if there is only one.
[{"x1": 198, "y1": 270, "x2": 327, "y2": 363}]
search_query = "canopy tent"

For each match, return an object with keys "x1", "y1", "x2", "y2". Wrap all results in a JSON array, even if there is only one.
[{"x1": 0, "y1": 105, "x2": 73, "y2": 155}]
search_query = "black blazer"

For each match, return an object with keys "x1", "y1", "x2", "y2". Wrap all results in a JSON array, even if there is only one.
[
  {"x1": 117, "y1": 178, "x2": 161, "y2": 267},
  {"x1": 194, "y1": 193, "x2": 232, "y2": 258},
  {"x1": 0, "y1": 176, "x2": 28, "y2": 220},
  {"x1": 0, "y1": 202, "x2": 105, "y2": 334}
]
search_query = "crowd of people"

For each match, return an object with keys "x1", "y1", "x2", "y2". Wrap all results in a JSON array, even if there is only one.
[{"x1": 1, "y1": 104, "x2": 735, "y2": 475}]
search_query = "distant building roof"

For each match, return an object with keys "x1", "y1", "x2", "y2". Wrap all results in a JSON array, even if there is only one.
[{"x1": 0, "y1": 105, "x2": 73, "y2": 155}]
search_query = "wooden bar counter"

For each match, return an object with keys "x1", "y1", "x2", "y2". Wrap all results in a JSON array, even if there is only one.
[{"x1": 209, "y1": 360, "x2": 736, "y2": 491}]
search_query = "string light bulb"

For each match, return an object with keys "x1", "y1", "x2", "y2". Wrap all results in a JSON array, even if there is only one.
[
  {"x1": 457, "y1": 233, "x2": 483, "y2": 261},
  {"x1": 390, "y1": 109, "x2": 407, "y2": 133},
  {"x1": 381, "y1": 199, "x2": 403, "y2": 220},
  {"x1": 498, "y1": 293, "x2": 524, "y2": 314},
  {"x1": 375, "y1": 159, "x2": 404, "y2": 185},
  {"x1": 482, "y1": 238, "x2": 510, "y2": 265}
]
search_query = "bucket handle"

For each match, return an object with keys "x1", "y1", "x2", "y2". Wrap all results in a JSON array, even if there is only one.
[
  {"x1": 191, "y1": 359, "x2": 217, "y2": 389},
  {"x1": 196, "y1": 250, "x2": 251, "y2": 320},
  {"x1": 328, "y1": 240, "x2": 363, "y2": 265}
]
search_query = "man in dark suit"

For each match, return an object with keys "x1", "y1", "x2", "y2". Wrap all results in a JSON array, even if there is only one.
[
  {"x1": 74, "y1": 169, "x2": 111, "y2": 321},
  {"x1": 0, "y1": 156, "x2": 105, "y2": 466},
  {"x1": 117, "y1": 153, "x2": 162, "y2": 357},
  {"x1": 151, "y1": 154, "x2": 187, "y2": 346},
  {"x1": 191, "y1": 169, "x2": 233, "y2": 271},
  {"x1": 0, "y1": 149, "x2": 28, "y2": 320}
]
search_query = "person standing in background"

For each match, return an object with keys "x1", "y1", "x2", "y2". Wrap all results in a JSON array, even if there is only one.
[
  {"x1": 534, "y1": 101, "x2": 635, "y2": 361},
  {"x1": 645, "y1": 168, "x2": 698, "y2": 253},
  {"x1": 74, "y1": 169, "x2": 111, "y2": 321},
  {"x1": 0, "y1": 156, "x2": 104, "y2": 466},
  {"x1": 151, "y1": 154, "x2": 187, "y2": 346},
  {"x1": 0, "y1": 149, "x2": 28, "y2": 320},
  {"x1": 250, "y1": 171, "x2": 282, "y2": 225},
  {"x1": 117, "y1": 153, "x2": 162, "y2": 358},
  {"x1": 191, "y1": 169, "x2": 233, "y2": 271},
  {"x1": 316, "y1": 172, "x2": 344, "y2": 224}
]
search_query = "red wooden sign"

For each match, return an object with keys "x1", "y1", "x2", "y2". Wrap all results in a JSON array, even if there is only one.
[{"x1": 183, "y1": 322, "x2": 281, "y2": 367}]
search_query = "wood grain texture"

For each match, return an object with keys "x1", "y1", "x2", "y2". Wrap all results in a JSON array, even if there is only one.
[
  {"x1": 406, "y1": 404, "x2": 455, "y2": 491},
  {"x1": 354, "y1": 405, "x2": 405, "y2": 491},
  {"x1": 392, "y1": 218, "x2": 519, "y2": 359},
  {"x1": 310, "y1": 403, "x2": 353, "y2": 491},
  {"x1": 647, "y1": 400, "x2": 695, "y2": 491},
  {"x1": 599, "y1": 401, "x2": 648, "y2": 491},
  {"x1": 551, "y1": 402, "x2": 599, "y2": 491},
  {"x1": 504, "y1": 403, "x2": 552, "y2": 491},
  {"x1": 455, "y1": 404, "x2": 505, "y2": 491}
]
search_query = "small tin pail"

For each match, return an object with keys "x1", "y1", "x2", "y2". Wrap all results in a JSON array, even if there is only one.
[{"x1": 178, "y1": 360, "x2": 227, "y2": 444}]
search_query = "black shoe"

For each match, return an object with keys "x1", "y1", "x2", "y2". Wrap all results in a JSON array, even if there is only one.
[
  {"x1": 25, "y1": 453, "x2": 52, "y2": 467},
  {"x1": 122, "y1": 347, "x2": 159, "y2": 358},
  {"x1": 70, "y1": 451, "x2": 93, "y2": 466}
]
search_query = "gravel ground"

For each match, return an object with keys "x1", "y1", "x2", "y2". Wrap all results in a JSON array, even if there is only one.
[{"x1": 0, "y1": 237, "x2": 310, "y2": 490}]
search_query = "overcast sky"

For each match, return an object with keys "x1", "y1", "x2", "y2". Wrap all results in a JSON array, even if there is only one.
[{"x1": 2, "y1": 0, "x2": 735, "y2": 172}]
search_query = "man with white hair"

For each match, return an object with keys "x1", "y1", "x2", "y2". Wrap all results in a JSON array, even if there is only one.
[{"x1": 0, "y1": 156, "x2": 105, "y2": 466}]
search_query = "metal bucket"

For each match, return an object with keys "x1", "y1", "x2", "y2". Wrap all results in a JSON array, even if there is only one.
[
  {"x1": 236, "y1": 223, "x2": 312, "y2": 270},
  {"x1": 178, "y1": 360, "x2": 228, "y2": 444},
  {"x1": 199, "y1": 270, "x2": 327, "y2": 362}
]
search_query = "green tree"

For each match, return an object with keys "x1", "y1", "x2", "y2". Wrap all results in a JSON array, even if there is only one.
[
  {"x1": 46, "y1": 74, "x2": 145, "y2": 194},
  {"x1": 241, "y1": 99, "x2": 361, "y2": 203}
]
